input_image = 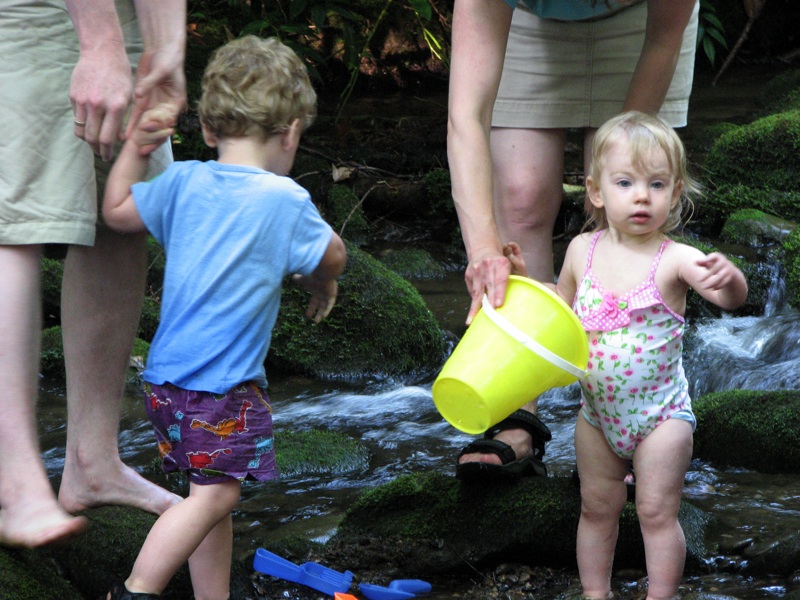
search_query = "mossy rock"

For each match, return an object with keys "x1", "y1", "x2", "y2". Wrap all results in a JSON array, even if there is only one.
[
  {"x1": 720, "y1": 208, "x2": 796, "y2": 247},
  {"x1": 0, "y1": 546, "x2": 84, "y2": 600},
  {"x1": 422, "y1": 167, "x2": 454, "y2": 217},
  {"x1": 276, "y1": 429, "x2": 371, "y2": 477},
  {"x1": 784, "y1": 227, "x2": 800, "y2": 310},
  {"x1": 43, "y1": 506, "x2": 192, "y2": 599},
  {"x1": 694, "y1": 389, "x2": 800, "y2": 473},
  {"x1": 377, "y1": 247, "x2": 446, "y2": 279},
  {"x1": 704, "y1": 110, "x2": 800, "y2": 194},
  {"x1": 333, "y1": 471, "x2": 710, "y2": 575},
  {"x1": 700, "y1": 184, "x2": 800, "y2": 236},
  {"x1": 269, "y1": 242, "x2": 447, "y2": 381},
  {"x1": 326, "y1": 184, "x2": 370, "y2": 246},
  {"x1": 760, "y1": 69, "x2": 800, "y2": 115}
]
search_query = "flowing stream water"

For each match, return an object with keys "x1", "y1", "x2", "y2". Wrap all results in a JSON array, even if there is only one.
[{"x1": 35, "y1": 63, "x2": 800, "y2": 598}]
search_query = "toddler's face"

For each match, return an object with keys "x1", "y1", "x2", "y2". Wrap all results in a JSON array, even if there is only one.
[{"x1": 591, "y1": 139, "x2": 679, "y2": 235}]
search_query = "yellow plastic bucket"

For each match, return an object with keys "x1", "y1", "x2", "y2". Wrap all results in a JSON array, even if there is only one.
[{"x1": 432, "y1": 275, "x2": 589, "y2": 434}]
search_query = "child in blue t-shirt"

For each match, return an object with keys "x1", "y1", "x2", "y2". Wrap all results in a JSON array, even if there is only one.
[{"x1": 102, "y1": 35, "x2": 346, "y2": 600}]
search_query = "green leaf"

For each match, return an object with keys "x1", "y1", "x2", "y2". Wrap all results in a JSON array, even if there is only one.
[{"x1": 407, "y1": 0, "x2": 432, "y2": 20}]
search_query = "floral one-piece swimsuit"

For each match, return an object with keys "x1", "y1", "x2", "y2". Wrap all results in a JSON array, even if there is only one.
[{"x1": 573, "y1": 230, "x2": 696, "y2": 460}]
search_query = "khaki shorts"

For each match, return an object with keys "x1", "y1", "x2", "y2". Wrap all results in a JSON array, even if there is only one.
[
  {"x1": 0, "y1": 0, "x2": 171, "y2": 247},
  {"x1": 492, "y1": 1, "x2": 699, "y2": 129}
]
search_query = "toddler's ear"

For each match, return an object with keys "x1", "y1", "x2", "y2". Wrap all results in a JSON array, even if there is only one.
[
  {"x1": 585, "y1": 175, "x2": 603, "y2": 209},
  {"x1": 671, "y1": 180, "x2": 683, "y2": 207}
]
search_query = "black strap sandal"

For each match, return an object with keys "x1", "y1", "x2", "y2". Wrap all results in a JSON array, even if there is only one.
[
  {"x1": 455, "y1": 409, "x2": 552, "y2": 481},
  {"x1": 108, "y1": 581, "x2": 161, "y2": 600}
]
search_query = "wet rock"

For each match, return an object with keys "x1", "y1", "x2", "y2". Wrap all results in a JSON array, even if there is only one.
[
  {"x1": 721, "y1": 208, "x2": 796, "y2": 247},
  {"x1": 694, "y1": 389, "x2": 800, "y2": 473},
  {"x1": 269, "y1": 241, "x2": 448, "y2": 381},
  {"x1": 329, "y1": 471, "x2": 711, "y2": 575}
]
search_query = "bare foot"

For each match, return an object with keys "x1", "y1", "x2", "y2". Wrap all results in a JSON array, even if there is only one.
[
  {"x1": 458, "y1": 427, "x2": 534, "y2": 465},
  {"x1": 0, "y1": 504, "x2": 87, "y2": 548},
  {"x1": 59, "y1": 460, "x2": 181, "y2": 516}
]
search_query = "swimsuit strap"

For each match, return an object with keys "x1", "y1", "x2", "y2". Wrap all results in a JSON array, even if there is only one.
[
  {"x1": 647, "y1": 238, "x2": 672, "y2": 284},
  {"x1": 585, "y1": 230, "x2": 604, "y2": 272}
]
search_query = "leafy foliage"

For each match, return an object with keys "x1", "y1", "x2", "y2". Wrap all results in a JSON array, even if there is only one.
[{"x1": 696, "y1": 0, "x2": 727, "y2": 66}]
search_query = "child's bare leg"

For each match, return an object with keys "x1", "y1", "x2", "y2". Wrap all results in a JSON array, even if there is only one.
[
  {"x1": 0, "y1": 246, "x2": 87, "y2": 547},
  {"x1": 632, "y1": 419, "x2": 693, "y2": 600},
  {"x1": 189, "y1": 512, "x2": 233, "y2": 600},
  {"x1": 123, "y1": 479, "x2": 241, "y2": 596},
  {"x1": 574, "y1": 416, "x2": 629, "y2": 599},
  {"x1": 59, "y1": 229, "x2": 180, "y2": 516}
]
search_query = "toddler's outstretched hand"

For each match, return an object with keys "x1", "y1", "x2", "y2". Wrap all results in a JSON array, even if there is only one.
[
  {"x1": 292, "y1": 274, "x2": 338, "y2": 324},
  {"x1": 503, "y1": 242, "x2": 528, "y2": 276},
  {"x1": 695, "y1": 252, "x2": 740, "y2": 291},
  {"x1": 129, "y1": 103, "x2": 179, "y2": 156}
]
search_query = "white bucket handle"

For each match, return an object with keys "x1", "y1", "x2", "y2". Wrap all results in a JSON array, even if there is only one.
[{"x1": 481, "y1": 295, "x2": 586, "y2": 380}]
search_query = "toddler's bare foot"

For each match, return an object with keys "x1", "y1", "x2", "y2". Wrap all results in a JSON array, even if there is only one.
[
  {"x1": 0, "y1": 503, "x2": 87, "y2": 548},
  {"x1": 59, "y1": 460, "x2": 180, "y2": 516}
]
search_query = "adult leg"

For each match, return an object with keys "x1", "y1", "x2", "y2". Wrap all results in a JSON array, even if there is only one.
[
  {"x1": 457, "y1": 127, "x2": 566, "y2": 469},
  {"x1": 575, "y1": 415, "x2": 629, "y2": 599},
  {"x1": 121, "y1": 479, "x2": 241, "y2": 597},
  {"x1": 492, "y1": 126, "x2": 567, "y2": 283},
  {"x1": 0, "y1": 246, "x2": 87, "y2": 547},
  {"x1": 632, "y1": 419, "x2": 693, "y2": 600},
  {"x1": 59, "y1": 228, "x2": 180, "y2": 515}
]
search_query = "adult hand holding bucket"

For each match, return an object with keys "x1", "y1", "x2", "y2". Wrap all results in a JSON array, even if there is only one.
[{"x1": 432, "y1": 275, "x2": 589, "y2": 434}]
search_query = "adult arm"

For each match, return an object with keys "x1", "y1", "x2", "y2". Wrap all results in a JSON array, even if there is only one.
[
  {"x1": 447, "y1": 0, "x2": 514, "y2": 324},
  {"x1": 128, "y1": 0, "x2": 187, "y2": 140},
  {"x1": 65, "y1": 0, "x2": 133, "y2": 161},
  {"x1": 622, "y1": 0, "x2": 697, "y2": 113}
]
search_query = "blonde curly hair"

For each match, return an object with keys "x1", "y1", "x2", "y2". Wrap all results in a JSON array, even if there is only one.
[{"x1": 198, "y1": 35, "x2": 317, "y2": 141}]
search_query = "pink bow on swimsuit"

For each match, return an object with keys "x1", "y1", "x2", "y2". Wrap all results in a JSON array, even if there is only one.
[{"x1": 582, "y1": 290, "x2": 631, "y2": 331}]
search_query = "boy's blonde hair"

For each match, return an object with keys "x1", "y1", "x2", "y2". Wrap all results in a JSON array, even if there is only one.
[
  {"x1": 198, "y1": 35, "x2": 317, "y2": 141},
  {"x1": 585, "y1": 110, "x2": 700, "y2": 233}
]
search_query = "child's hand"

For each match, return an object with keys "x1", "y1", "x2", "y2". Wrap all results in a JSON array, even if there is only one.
[
  {"x1": 292, "y1": 274, "x2": 338, "y2": 323},
  {"x1": 128, "y1": 103, "x2": 179, "y2": 156},
  {"x1": 694, "y1": 252, "x2": 740, "y2": 291},
  {"x1": 503, "y1": 241, "x2": 528, "y2": 276}
]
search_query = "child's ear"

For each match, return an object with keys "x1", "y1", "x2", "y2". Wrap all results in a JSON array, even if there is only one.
[
  {"x1": 671, "y1": 180, "x2": 683, "y2": 207},
  {"x1": 281, "y1": 118, "x2": 302, "y2": 151},
  {"x1": 201, "y1": 125, "x2": 218, "y2": 148},
  {"x1": 585, "y1": 175, "x2": 603, "y2": 209}
]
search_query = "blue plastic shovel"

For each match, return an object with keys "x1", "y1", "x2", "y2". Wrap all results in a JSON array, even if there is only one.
[
  {"x1": 253, "y1": 548, "x2": 354, "y2": 596},
  {"x1": 359, "y1": 579, "x2": 432, "y2": 600}
]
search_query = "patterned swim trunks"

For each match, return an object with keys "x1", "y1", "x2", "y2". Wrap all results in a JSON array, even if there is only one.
[{"x1": 145, "y1": 382, "x2": 279, "y2": 485}]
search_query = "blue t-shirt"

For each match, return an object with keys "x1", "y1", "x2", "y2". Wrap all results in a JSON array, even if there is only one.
[
  {"x1": 503, "y1": 0, "x2": 629, "y2": 20},
  {"x1": 132, "y1": 160, "x2": 334, "y2": 393}
]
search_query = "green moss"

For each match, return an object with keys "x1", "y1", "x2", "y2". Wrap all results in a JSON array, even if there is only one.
[
  {"x1": 422, "y1": 168, "x2": 454, "y2": 217},
  {"x1": 704, "y1": 110, "x2": 800, "y2": 193},
  {"x1": 694, "y1": 389, "x2": 800, "y2": 473},
  {"x1": 40, "y1": 326, "x2": 65, "y2": 382},
  {"x1": 697, "y1": 184, "x2": 800, "y2": 237},
  {"x1": 761, "y1": 69, "x2": 800, "y2": 114},
  {"x1": 276, "y1": 429, "x2": 371, "y2": 476},
  {"x1": 378, "y1": 247, "x2": 446, "y2": 279},
  {"x1": 0, "y1": 547, "x2": 84, "y2": 599},
  {"x1": 269, "y1": 241, "x2": 447, "y2": 380},
  {"x1": 784, "y1": 227, "x2": 800, "y2": 309},
  {"x1": 327, "y1": 184, "x2": 370, "y2": 245},
  {"x1": 721, "y1": 208, "x2": 796, "y2": 246}
]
